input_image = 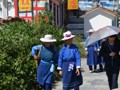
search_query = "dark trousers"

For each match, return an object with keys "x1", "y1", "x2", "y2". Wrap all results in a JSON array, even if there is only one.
[
  {"x1": 43, "y1": 83, "x2": 52, "y2": 90},
  {"x1": 99, "y1": 64, "x2": 103, "y2": 70},
  {"x1": 89, "y1": 65, "x2": 97, "y2": 71},
  {"x1": 106, "y1": 71, "x2": 119, "y2": 89},
  {"x1": 98, "y1": 56, "x2": 104, "y2": 71},
  {"x1": 105, "y1": 63, "x2": 119, "y2": 89}
]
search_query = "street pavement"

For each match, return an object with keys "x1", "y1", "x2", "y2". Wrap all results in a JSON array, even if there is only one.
[{"x1": 52, "y1": 58, "x2": 120, "y2": 90}]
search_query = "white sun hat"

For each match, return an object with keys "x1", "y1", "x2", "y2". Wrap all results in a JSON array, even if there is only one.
[
  {"x1": 61, "y1": 31, "x2": 75, "y2": 41},
  {"x1": 40, "y1": 34, "x2": 56, "y2": 42},
  {"x1": 87, "y1": 29, "x2": 95, "y2": 33}
]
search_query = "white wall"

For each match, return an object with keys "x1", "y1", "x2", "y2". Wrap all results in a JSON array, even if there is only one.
[{"x1": 89, "y1": 14, "x2": 112, "y2": 31}]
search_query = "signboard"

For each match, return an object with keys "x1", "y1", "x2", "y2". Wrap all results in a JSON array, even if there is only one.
[
  {"x1": 68, "y1": 0, "x2": 78, "y2": 10},
  {"x1": 19, "y1": 0, "x2": 32, "y2": 11}
]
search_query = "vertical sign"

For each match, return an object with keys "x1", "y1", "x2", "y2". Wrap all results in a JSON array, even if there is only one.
[
  {"x1": 19, "y1": 0, "x2": 32, "y2": 11},
  {"x1": 68, "y1": 0, "x2": 78, "y2": 10}
]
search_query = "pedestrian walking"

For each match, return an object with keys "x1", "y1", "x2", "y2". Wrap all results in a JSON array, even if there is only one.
[
  {"x1": 85, "y1": 29, "x2": 99, "y2": 73},
  {"x1": 100, "y1": 35, "x2": 120, "y2": 90},
  {"x1": 115, "y1": 35, "x2": 120, "y2": 69},
  {"x1": 57, "y1": 31, "x2": 83, "y2": 90},
  {"x1": 32, "y1": 34, "x2": 58, "y2": 90}
]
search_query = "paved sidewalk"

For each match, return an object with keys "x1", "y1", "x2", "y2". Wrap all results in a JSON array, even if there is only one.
[{"x1": 52, "y1": 58, "x2": 120, "y2": 90}]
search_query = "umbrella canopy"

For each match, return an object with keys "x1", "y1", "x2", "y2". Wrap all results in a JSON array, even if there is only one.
[{"x1": 86, "y1": 26, "x2": 120, "y2": 46}]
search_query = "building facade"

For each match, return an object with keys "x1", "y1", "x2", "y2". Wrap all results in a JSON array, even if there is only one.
[
  {"x1": 14, "y1": 0, "x2": 64, "y2": 26},
  {"x1": 0, "y1": 0, "x2": 64, "y2": 27},
  {"x1": 83, "y1": 7, "x2": 120, "y2": 38}
]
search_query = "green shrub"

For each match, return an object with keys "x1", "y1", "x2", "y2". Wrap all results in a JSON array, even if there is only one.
[
  {"x1": 0, "y1": 21, "x2": 37, "y2": 90},
  {"x1": 0, "y1": 20, "x2": 63, "y2": 90}
]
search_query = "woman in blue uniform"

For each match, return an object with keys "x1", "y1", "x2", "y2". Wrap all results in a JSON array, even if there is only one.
[
  {"x1": 57, "y1": 31, "x2": 83, "y2": 90},
  {"x1": 85, "y1": 29, "x2": 99, "y2": 73},
  {"x1": 32, "y1": 34, "x2": 58, "y2": 90},
  {"x1": 100, "y1": 35, "x2": 119, "y2": 90}
]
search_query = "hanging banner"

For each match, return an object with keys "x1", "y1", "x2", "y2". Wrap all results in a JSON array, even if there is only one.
[
  {"x1": 68, "y1": 0, "x2": 78, "y2": 10},
  {"x1": 19, "y1": 0, "x2": 32, "y2": 11}
]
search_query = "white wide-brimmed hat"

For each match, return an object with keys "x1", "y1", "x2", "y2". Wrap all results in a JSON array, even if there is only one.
[
  {"x1": 87, "y1": 29, "x2": 95, "y2": 33},
  {"x1": 40, "y1": 34, "x2": 56, "y2": 42},
  {"x1": 61, "y1": 31, "x2": 75, "y2": 41}
]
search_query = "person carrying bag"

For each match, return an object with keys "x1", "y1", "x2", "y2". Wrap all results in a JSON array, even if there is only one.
[{"x1": 32, "y1": 34, "x2": 58, "y2": 90}]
